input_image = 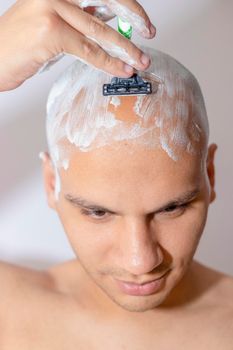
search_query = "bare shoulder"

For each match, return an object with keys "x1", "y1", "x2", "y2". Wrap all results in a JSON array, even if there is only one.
[
  {"x1": 202, "y1": 263, "x2": 233, "y2": 305},
  {"x1": 0, "y1": 260, "x2": 87, "y2": 349},
  {"x1": 0, "y1": 260, "x2": 55, "y2": 316},
  {"x1": 217, "y1": 272, "x2": 233, "y2": 302},
  {"x1": 214, "y1": 269, "x2": 233, "y2": 336},
  {"x1": 194, "y1": 262, "x2": 233, "y2": 347},
  {"x1": 214, "y1": 269, "x2": 233, "y2": 325},
  {"x1": 0, "y1": 260, "x2": 60, "y2": 347},
  {"x1": 211, "y1": 275, "x2": 233, "y2": 350},
  {"x1": 0, "y1": 259, "x2": 55, "y2": 290}
]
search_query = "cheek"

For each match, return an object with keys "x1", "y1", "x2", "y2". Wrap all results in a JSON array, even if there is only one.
[
  {"x1": 57, "y1": 202, "x2": 114, "y2": 262},
  {"x1": 158, "y1": 204, "x2": 208, "y2": 261}
]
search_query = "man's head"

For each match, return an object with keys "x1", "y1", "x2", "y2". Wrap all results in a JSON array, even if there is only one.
[{"x1": 42, "y1": 48, "x2": 217, "y2": 312}]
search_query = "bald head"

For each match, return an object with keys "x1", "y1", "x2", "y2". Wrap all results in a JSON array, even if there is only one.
[
  {"x1": 43, "y1": 49, "x2": 217, "y2": 312},
  {"x1": 46, "y1": 48, "x2": 209, "y2": 169}
]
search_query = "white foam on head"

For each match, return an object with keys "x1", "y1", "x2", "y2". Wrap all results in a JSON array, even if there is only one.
[
  {"x1": 46, "y1": 48, "x2": 209, "y2": 172},
  {"x1": 110, "y1": 96, "x2": 121, "y2": 108},
  {"x1": 54, "y1": 167, "x2": 61, "y2": 200}
]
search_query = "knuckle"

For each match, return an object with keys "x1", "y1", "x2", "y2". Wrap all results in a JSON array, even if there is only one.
[
  {"x1": 31, "y1": 0, "x2": 50, "y2": 12},
  {"x1": 87, "y1": 16, "x2": 106, "y2": 36},
  {"x1": 133, "y1": 1, "x2": 147, "y2": 19},
  {"x1": 82, "y1": 41, "x2": 96, "y2": 59},
  {"x1": 36, "y1": 13, "x2": 60, "y2": 41},
  {"x1": 103, "y1": 53, "x2": 114, "y2": 69},
  {"x1": 136, "y1": 4, "x2": 146, "y2": 18},
  {"x1": 114, "y1": 38, "x2": 139, "y2": 64}
]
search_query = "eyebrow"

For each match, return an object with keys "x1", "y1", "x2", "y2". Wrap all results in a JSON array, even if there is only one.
[{"x1": 64, "y1": 188, "x2": 201, "y2": 215}]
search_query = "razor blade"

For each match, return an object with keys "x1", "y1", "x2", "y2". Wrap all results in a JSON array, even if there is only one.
[{"x1": 103, "y1": 74, "x2": 152, "y2": 96}]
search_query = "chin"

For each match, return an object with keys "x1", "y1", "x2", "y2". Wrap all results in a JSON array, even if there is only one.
[
  {"x1": 114, "y1": 271, "x2": 186, "y2": 312},
  {"x1": 110, "y1": 292, "x2": 170, "y2": 313},
  {"x1": 99, "y1": 281, "x2": 171, "y2": 313}
]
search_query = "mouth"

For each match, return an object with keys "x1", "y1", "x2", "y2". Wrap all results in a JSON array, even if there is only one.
[{"x1": 114, "y1": 270, "x2": 170, "y2": 296}]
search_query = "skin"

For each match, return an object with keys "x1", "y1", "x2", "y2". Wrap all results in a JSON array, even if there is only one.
[
  {"x1": 0, "y1": 2, "x2": 232, "y2": 347},
  {"x1": 1, "y1": 99, "x2": 233, "y2": 348},
  {"x1": 0, "y1": 0, "x2": 155, "y2": 91},
  {"x1": 44, "y1": 138, "x2": 216, "y2": 314}
]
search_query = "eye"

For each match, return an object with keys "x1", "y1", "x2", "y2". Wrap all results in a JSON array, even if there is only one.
[
  {"x1": 162, "y1": 203, "x2": 188, "y2": 215},
  {"x1": 81, "y1": 208, "x2": 109, "y2": 220}
]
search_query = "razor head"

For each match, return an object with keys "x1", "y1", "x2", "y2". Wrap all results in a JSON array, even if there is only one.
[{"x1": 103, "y1": 73, "x2": 152, "y2": 96}]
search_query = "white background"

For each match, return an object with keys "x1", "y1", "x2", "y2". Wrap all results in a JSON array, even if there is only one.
[{"x1": 0, "y1": 0, "x2": 232, "y2": 274}]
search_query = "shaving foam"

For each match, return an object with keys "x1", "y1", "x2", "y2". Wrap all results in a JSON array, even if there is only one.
[
  {"x1": 46, "y1": 48, "x2": 209, "y2": 173},
  {"x1": 77, "y1": 0, "x2": 149, "y2": 36},
  {"x1": 110, "y1": 96, "x2": 121, "y2": 108},
  {"x1": 86, "y1": 35, "x2": 137, "y2": 66},
  {"x1": 54, "y1": 167, "x2": 61, "y2": 200},
  {"x1": 105, "y1": 0, "x2": 150, "y2": 37}
]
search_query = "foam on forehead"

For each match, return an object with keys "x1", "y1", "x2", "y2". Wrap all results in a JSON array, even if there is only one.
[{"x1": 46, "y1": 48, "x2": 209, "y2": 169}]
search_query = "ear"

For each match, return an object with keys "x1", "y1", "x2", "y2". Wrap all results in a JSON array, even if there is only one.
[
  {"x1": 40, "y1": 152, "x2": 57, "y2": 210},
  {"x1": 206, "y1": 143, "x2": 218, "y2": 203}
]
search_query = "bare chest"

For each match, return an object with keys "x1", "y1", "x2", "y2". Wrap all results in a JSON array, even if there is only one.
[{"x1": 2, "y1": 306, "x2": 232, "y2": 350}]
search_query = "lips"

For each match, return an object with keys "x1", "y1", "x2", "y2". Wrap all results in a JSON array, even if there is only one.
[
  {"x1": 122, "y1": 275, "x2": 165, "y2": 285},
  {"x1": 115, "y1": 270, "x2": 170, "y2": 296}
]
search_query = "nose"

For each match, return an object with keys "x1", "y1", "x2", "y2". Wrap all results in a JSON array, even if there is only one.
[{"x1": 119, "y1": 218, "x2": 163, "y2": 276}]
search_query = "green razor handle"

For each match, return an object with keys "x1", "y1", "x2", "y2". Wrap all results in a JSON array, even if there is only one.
[
  {"x1": 118, "y1": 18, "x2": 132, "y2": 40},
  {"x1": 102, "y1": 18, "x2": 152, "y2": 96}
]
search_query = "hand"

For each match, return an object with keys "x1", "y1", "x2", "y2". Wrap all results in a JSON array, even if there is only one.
[{"x1": 0, "y1": 0, "x2": 156, "y2": 92}]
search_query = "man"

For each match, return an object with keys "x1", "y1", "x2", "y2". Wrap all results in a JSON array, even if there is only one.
[{"x1": 1, "y1": 48, "x2": 232, "y2": 349}]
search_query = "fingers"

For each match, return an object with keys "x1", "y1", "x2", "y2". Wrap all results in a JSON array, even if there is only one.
[
  {"x1": 58, "y1": 21, "x2": 135, "y2": 77},
  {"x1": 67, "y1": 0, "x2": 156, "y2": 39},
  {"x1": 65, "y1": 0, "x2": 105, "y2": 7},
  {"x1": 67, "y1": 0, "x2": 156, "y2": 38},
  {"x1": 105, "y1": 0, "x2": 156, "y2": 38},
  {"x1": 54, "y1": 0, "x2": 151, "y2": 72},
  {"x1": 84, "y1": 6, "x2": 116, "y2": 22}
]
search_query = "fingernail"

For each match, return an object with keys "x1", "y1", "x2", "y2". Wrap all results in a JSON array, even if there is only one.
[
  {"x1": 141, "y1": 53, "x2": 150, "y2": 66},
  {"x1": 150, "y1": 23, "x2": 156, "y2": 36},
  {"x1": 124, "y1": 64, "x2": 134, "y2": 74}
]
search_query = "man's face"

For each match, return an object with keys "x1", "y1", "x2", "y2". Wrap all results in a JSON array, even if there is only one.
[{"x1": 44, "y1": 141, "x2": 216, "y2": 313}]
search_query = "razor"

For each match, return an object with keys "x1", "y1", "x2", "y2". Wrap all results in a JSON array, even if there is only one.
[{"x1": 103, "y1": 18, "x2": 152, "y2": 97}]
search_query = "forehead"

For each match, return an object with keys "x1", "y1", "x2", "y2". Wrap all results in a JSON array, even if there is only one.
[{"x1": 60, "y1": 143, "x2": 202, "y2": 199}]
